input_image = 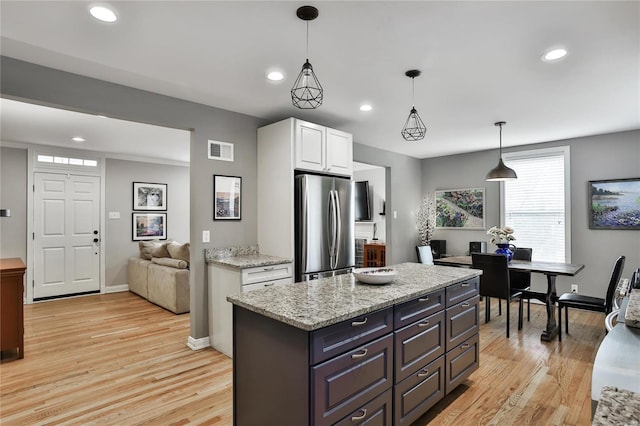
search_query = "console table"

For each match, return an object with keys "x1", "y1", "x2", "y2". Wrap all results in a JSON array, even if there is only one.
[{"x1": 1, "y1": 258, "x2": 26, "y2": 361}]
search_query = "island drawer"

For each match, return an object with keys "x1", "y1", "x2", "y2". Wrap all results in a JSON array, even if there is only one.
[
  {"x1": 312, "y1": 334, "x2": 393, "y2": 426},
  {"x1": 311, "y1": 307, "x2": 393, "y2": 364},
  {"x1": 393, "y1": 355, "x2": 445, "y2": 426},
  {"x1": 394, "y1": 310, "x2": 445, "y2": 383},
  {"x1": 241, "y1": 262, "x2": 293, "y2": 285},
  {"x1": 445, "y1": 295, "x2": 479, "y2": 351},
  {"x1": 445, "y1": 333, "x2": 479, "y2": 395},
  {"x1": 394, "y1": 289, "x2": 445, "y2": 329},
  {"x1": 445, "y1": 277, "x2": 479, "y2": 307},
  {"x1": 333, "y1": 389, "x2": 392, "y2": 426}
]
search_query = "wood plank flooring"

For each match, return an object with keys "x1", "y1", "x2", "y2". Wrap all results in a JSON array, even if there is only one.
[{"x1": 0, "y1": 292, "x2": 605, "y2": 425}]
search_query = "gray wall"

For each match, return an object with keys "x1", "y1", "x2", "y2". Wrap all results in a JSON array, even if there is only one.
[
  {"x1": 105, "y1": 158, "x2": 189, "y2": 287},
  {"x1": 354, "y1": 143, "x2": 423, "y2": 264},
  {"x1": 422, "y1": 130, "x2": 640, "y2": 297},
  {"x1": 1, "y1": 57, "x2": 263, "y2": 339},
  {"x1": 0, "y1": 146, "x2": 27, "y2": 260}
]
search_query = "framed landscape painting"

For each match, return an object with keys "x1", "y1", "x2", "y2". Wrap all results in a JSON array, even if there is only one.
[
  {"x1": 214, "y1": 175, "x2": 241, "y2": 220},
  {"x1": 435, "y1": 188, "x2": 485, "y2": 229},
  {"x1": 132, "y1": 213, "x2": 167, "y2": 241},
  {"x1": 133, "y1": 182, "x2": 167, "y2": 211},
  {"x1": 589, "y1": 178, "x2": 640, "y2": 230}
]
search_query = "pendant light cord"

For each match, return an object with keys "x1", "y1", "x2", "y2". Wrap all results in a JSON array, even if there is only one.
[
  {"x1": 411, "y1": 77, "x2": 415, "y2": 108},
  {"x1": 306, "y1": 21, "x2": 309, "y2": 61}
]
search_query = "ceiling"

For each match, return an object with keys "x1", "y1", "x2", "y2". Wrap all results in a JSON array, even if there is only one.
[{"x1": 1, "y1": 1, "x2": 638, "y2": 162}]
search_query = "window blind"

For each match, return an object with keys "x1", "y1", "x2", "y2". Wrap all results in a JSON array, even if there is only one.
[{"x1": 503, "y1": 148, "x2": 569, "y2": 263}]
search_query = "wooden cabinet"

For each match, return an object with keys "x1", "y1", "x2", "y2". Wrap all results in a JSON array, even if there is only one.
[
  {"x1": 364, "y1": 243, "x2": 386, "y2": 267},
  {"x1": 1, "y1": 258, "x2": 26, "y2": 361},
  {"x1": 295, "y1": 119, "x2": 353, "y2": 176},
  {"x1": 208, "y1": 262, "x2": 292, "y2": 357}
]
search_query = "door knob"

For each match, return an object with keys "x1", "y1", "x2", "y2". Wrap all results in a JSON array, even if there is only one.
[{"x1": 93, "y1": 238, "x2": 99, "y2": 243}]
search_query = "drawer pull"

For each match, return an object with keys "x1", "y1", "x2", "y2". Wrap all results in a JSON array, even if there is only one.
[
  {"x1": 263, "y1": 267, "x2": 274, "y2": 271},
  {"x1": 351, "y1": 349, "x2": 368, "y2": 359},
  {"x1": 418, "y1": 320, "x2": 430, "y2": 327},
  {"x1": 417, "y1": 368, "x2": 429, "y2": 377},
  {"x1": 351, "y1": 318, "x2": 368, "y2": 326},
  {"x1": 351, "y1": 409, "x2": 367, "y2": 421},
  {"x1": 418, "y1": 296, "x2": 429, "y2": 302},
  {"x1": 460, "y1": 343, "x2": 470, "y2": 349},
  {"x1": 264, "y1": 282, "x2": 275, "y2": 287},
  {"x1": 461, "y1": 302, "x2": 470, "y2": 307},
  {"x1": 461, "y1": 283, "x2": 470, "y2": 287}
]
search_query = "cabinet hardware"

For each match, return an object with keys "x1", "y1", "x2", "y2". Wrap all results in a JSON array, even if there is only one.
[
  {"x1": 461, "y1": 302, "x2": 470, "y2": 307},
  {"x1": 263, "y1": 267, "x2": 274, "y2": 271},
  {"x1": 417, "y1": 369, "x2": 429, "y2": 377},
  {"x1": 351, "y1": 318, "x2": 368, "y2": 326},
  {"x1": 418, "y1": 296, "x2": 429, "y2": 302},
  {"x1": 460, "y1": 343, "x2": 470, "y2": 349},
  {"x1": 418, "y1": 320, "x2": 430, "y2": 327},
  {"x1": 264, "y1": 283, "x2": 275, "y2": 287},
  {"x1": 461, "y1": 283, "x2": 470, "y2": 287},
  {"x1": 351, "y1": 409, "x2": 367, "y2": 421},
  {"x1": 351, "y1": 348, "x2": 368, "y2": 359}
]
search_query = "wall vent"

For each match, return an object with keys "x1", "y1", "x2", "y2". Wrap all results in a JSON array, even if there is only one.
[{"x1": 208, "y1": 140, "x2": 234, "y2": 162}]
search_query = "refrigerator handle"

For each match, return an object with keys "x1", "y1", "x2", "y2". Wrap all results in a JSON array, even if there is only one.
[
  {"x1": 333, "y1": 190, "x2": 342, "y2": 268},
  {"x1": 301, "y1": 178, "x2": 308, "y2": 272},
  {"x1": 328, "y1": 190, "x2": 337, "y2": 268}
]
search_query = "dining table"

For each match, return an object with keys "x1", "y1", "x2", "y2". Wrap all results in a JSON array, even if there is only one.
[{"x1": 433, "y1": 255, "x2": 585, "y2": 341}]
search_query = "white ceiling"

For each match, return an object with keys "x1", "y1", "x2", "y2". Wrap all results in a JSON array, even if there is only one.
[{"x1": 1, "y1": 1, "x2": 638, "y2": 162}]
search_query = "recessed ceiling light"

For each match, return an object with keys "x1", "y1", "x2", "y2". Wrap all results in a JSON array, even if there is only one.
[
  {"x1": 542, "y1": 48, "x2": 567, "y2": 62},
  {"x1": 359, "y1": 104, "x2": 373, "y2": 112},
  {"x1": 90, "y1": 5, "x2": 118, "y2": 23},
  {"x1": 72, "y1": 137, "x2": 86, "y2": 143},
  {"x1": 267, "y1": 71, "x2": 285, "y2": 81}
]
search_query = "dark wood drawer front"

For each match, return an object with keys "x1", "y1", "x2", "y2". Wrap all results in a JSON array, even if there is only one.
[
  {"x1": 445, "y1": 333, "x2": 479, "y2": 395},
  {"x1": 445, "y1": 295, "x2": 479, "y2": 351},
  {"x1": 445, "y1": 277, "x2": 479, "y2": 307},
  {"x1": 394, "y1": 289, "x2": 445, "y2": 329},
  {"x1": 311, "y1": 308, "x2": 393, "y2": 364},
  {"x1": 394, "y1": 310, "x2": 445, "y2": 383},
  {"x1": 393, "y1": 355, "x2": 445, "y2": 426},
  {"x1": 312, "y1": 334, "x2": 393, "y2": 426},
  {"x1": 333, "y1": 389, "x2": 392, "y2": 426}
]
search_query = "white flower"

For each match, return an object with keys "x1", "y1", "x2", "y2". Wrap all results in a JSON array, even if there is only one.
[{"x1": 487, "y1": 226, "x2": 516, "y2": 244}]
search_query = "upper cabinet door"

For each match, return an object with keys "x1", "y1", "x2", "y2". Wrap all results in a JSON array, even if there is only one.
[
  {"x1": 295, "y1": 120, "x2": 325, "y2": 173},
  {"x1": 326, "y1": 128, "x2": 353, "y2": 176}
]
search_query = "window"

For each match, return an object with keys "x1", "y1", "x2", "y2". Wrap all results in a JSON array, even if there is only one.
[
  {"x1": 501, "y1": 146, "x2": 570, "y2": 263},
  {"x1": 37, "y1": 154, "x2": 98, "y2": 168}
]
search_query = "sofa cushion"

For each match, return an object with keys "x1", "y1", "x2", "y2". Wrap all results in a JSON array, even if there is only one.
[
  {"x1": 152, "y1": 256, "x2": 188, "y2": 269},
  {"x1": 139, "y1": 240, "x2": 170, "y2": 260},
  {"x1": 167, "y1": 242, "x2": 190, "y2": 264},
  {"x1": 147, "y1": 264, "x2": 190, "y2": 314}
]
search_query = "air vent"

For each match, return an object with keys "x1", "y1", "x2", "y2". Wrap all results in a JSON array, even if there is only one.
[{"x1": 208, "y1": 140, "x2": 234, "y2": 162}]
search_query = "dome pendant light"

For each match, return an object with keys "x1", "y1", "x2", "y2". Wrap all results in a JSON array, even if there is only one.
[
  {"x1": 486, "y1": 121, "x2": 518, "y2": 181},
  {"x1": 401, "y1": 70, "x2": 427, "y2": 141},
  {"x1": 291, "y1": 6, "x2": 323, "y2": 109}
]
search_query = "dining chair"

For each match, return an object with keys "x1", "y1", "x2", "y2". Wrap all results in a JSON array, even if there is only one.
[
  {"x1": 557, "y1": 255, "x2": 625, "y2": 341},
  {"x1": 471, "y1": 253, "x2": 524, "y2": 338},
  {"x1": 509, "y1": 247, "x2": 536, "y2": 321},
  {"x1": 416, "y1": 245, "x2": 434, "y2": 265}
]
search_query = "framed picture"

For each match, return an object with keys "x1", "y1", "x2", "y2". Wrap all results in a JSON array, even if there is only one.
[
  {"x1": 132, "y1": 213, "x2": 167, "y2": 241},
  {"x1": 133, "y1": 182, "x2": 167, "y2": 211},
  {"x1": 589, "y1": 178, "x2": 640, "y2": 230},
  {"x1": 435, "y1": 188, "x2": 485, "y2": 229},
  {"x1": 214, "y1": 175, "x2": 241, "y2": 220}
]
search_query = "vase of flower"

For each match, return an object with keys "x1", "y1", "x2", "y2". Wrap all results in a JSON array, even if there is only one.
[
  {"x1": 495, "y1": 243, "x2": 514, "y2": 261},
  {"x1": 487, "y1": 226, "x2": 516, "y2": 262}
]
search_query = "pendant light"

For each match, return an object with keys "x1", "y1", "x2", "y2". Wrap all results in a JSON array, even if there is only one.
[
  {"x1": 486, "y1": 121, "x2": 518, "y2": 181},
  {"x1": 291, "y1": 6, "x2": 323, "y2": 109},
  {"x1": 401, "y1": 70, "x2": 427, "y2": 141}
]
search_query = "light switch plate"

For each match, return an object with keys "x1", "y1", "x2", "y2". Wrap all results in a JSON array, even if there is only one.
[
  {"x1": 108, "y1": 211, "x2": 120, "y2": 219},
  {"x1": 202, "y1": 230, "x2": 210, "y2": 243}
]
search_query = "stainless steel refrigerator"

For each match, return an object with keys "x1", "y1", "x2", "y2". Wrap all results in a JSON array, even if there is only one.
[{"x1": 295, "y1": 174, "x2": 355, "y2": 282}]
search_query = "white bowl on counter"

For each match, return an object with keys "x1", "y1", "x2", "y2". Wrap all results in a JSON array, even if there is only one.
[{"x1": 352, "y1": 267, "x2": 398, "y2": 285}]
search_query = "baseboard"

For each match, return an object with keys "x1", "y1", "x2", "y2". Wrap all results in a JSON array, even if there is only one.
[
  {"x1": 104, "y1": 284, "x2": 129, "y2": 294},
  {"x1": 187, "y1": 335, "x2": 210, "y2": 351}
]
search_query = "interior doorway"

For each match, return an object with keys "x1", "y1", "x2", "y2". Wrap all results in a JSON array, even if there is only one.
[{"x1": 353, "y1": 161, "x2": 387, "y2": 267}]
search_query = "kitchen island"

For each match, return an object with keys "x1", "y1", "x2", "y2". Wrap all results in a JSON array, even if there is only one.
[{"x1": 227, "y1": 262, "x2": 482, "y2": 425}]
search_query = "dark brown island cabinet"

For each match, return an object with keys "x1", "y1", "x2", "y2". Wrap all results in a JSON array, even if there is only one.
[
  {"x1": 0, "y1": 258, "x2": 26, "y2": 362},
  {"x1": 231, "y1": 273, "x2": 480, "y2": 425}
]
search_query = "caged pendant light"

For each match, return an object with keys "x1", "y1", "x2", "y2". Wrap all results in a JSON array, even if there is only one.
[
  {"x1": 486, "y1": 121, "x2": 518, "y2": 181},
  {"x1": 401, "y1": 70, "x2": 427, "y2": 141},
  {"x1": 291, "y1": 6, "x2": 323, "y2": 109}
]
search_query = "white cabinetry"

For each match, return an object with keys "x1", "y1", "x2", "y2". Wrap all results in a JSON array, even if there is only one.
[
  {"x1": 257, "y1": 118, "x2": 353, "y2": 260},
  {"x1": 209, "y1": 262, "x2": 293, "y2": 357}
]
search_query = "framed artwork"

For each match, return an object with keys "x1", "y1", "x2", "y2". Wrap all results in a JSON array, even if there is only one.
[
  {"x1": 589, "y1": 178, "x2": 640, "y2": 230},
  {"x1": 133, "y1": 182, "x2": 167, "y2": 211},
  {"x1": 214, "y1": 175, "x2": 241, "y2": 220},
  {"x1": 132, "y1": 213, "x2": 167, "y2": 241},
  {"x1": 435, "y1": 188, "x2": 485, "y2": 229}
]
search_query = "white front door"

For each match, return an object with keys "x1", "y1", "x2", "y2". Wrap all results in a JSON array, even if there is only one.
[{"x1": 33, "y1": 172, "x2": 101, "y2": 299}]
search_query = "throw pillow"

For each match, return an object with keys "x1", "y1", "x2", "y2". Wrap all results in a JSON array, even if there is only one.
[
  {"x1": 167, "y1": 242, "x2": 190, "y2": 264},
  {"x1": 151, "y1": 257, "x2": 188, "y2": 269},
  {"x1": 139, "y1": 240, "x2": 170, "y2": 260}
]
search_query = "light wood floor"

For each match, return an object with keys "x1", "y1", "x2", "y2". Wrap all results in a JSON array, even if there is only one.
[{"x1": 1, "y1": 292, "x2": 605, "y2": 425}]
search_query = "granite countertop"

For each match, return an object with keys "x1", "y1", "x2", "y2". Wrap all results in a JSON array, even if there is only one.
[
  {"x1": 204, "y1": 245, "x2": 292, "y2": 269},
  {"x1": 592, "y1": 386, "x2": 640, "y2": 425},
  {"x1": 624, "y1": 291, "x2": 640, "y2": 328},
  {"x1": 227, "y1": 262, "x2": 481, "y2": 331}
]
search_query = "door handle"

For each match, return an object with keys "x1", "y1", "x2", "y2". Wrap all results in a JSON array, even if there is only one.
[{"x1": 93, "y1": 238, "x2": 99, "y2": 243}]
